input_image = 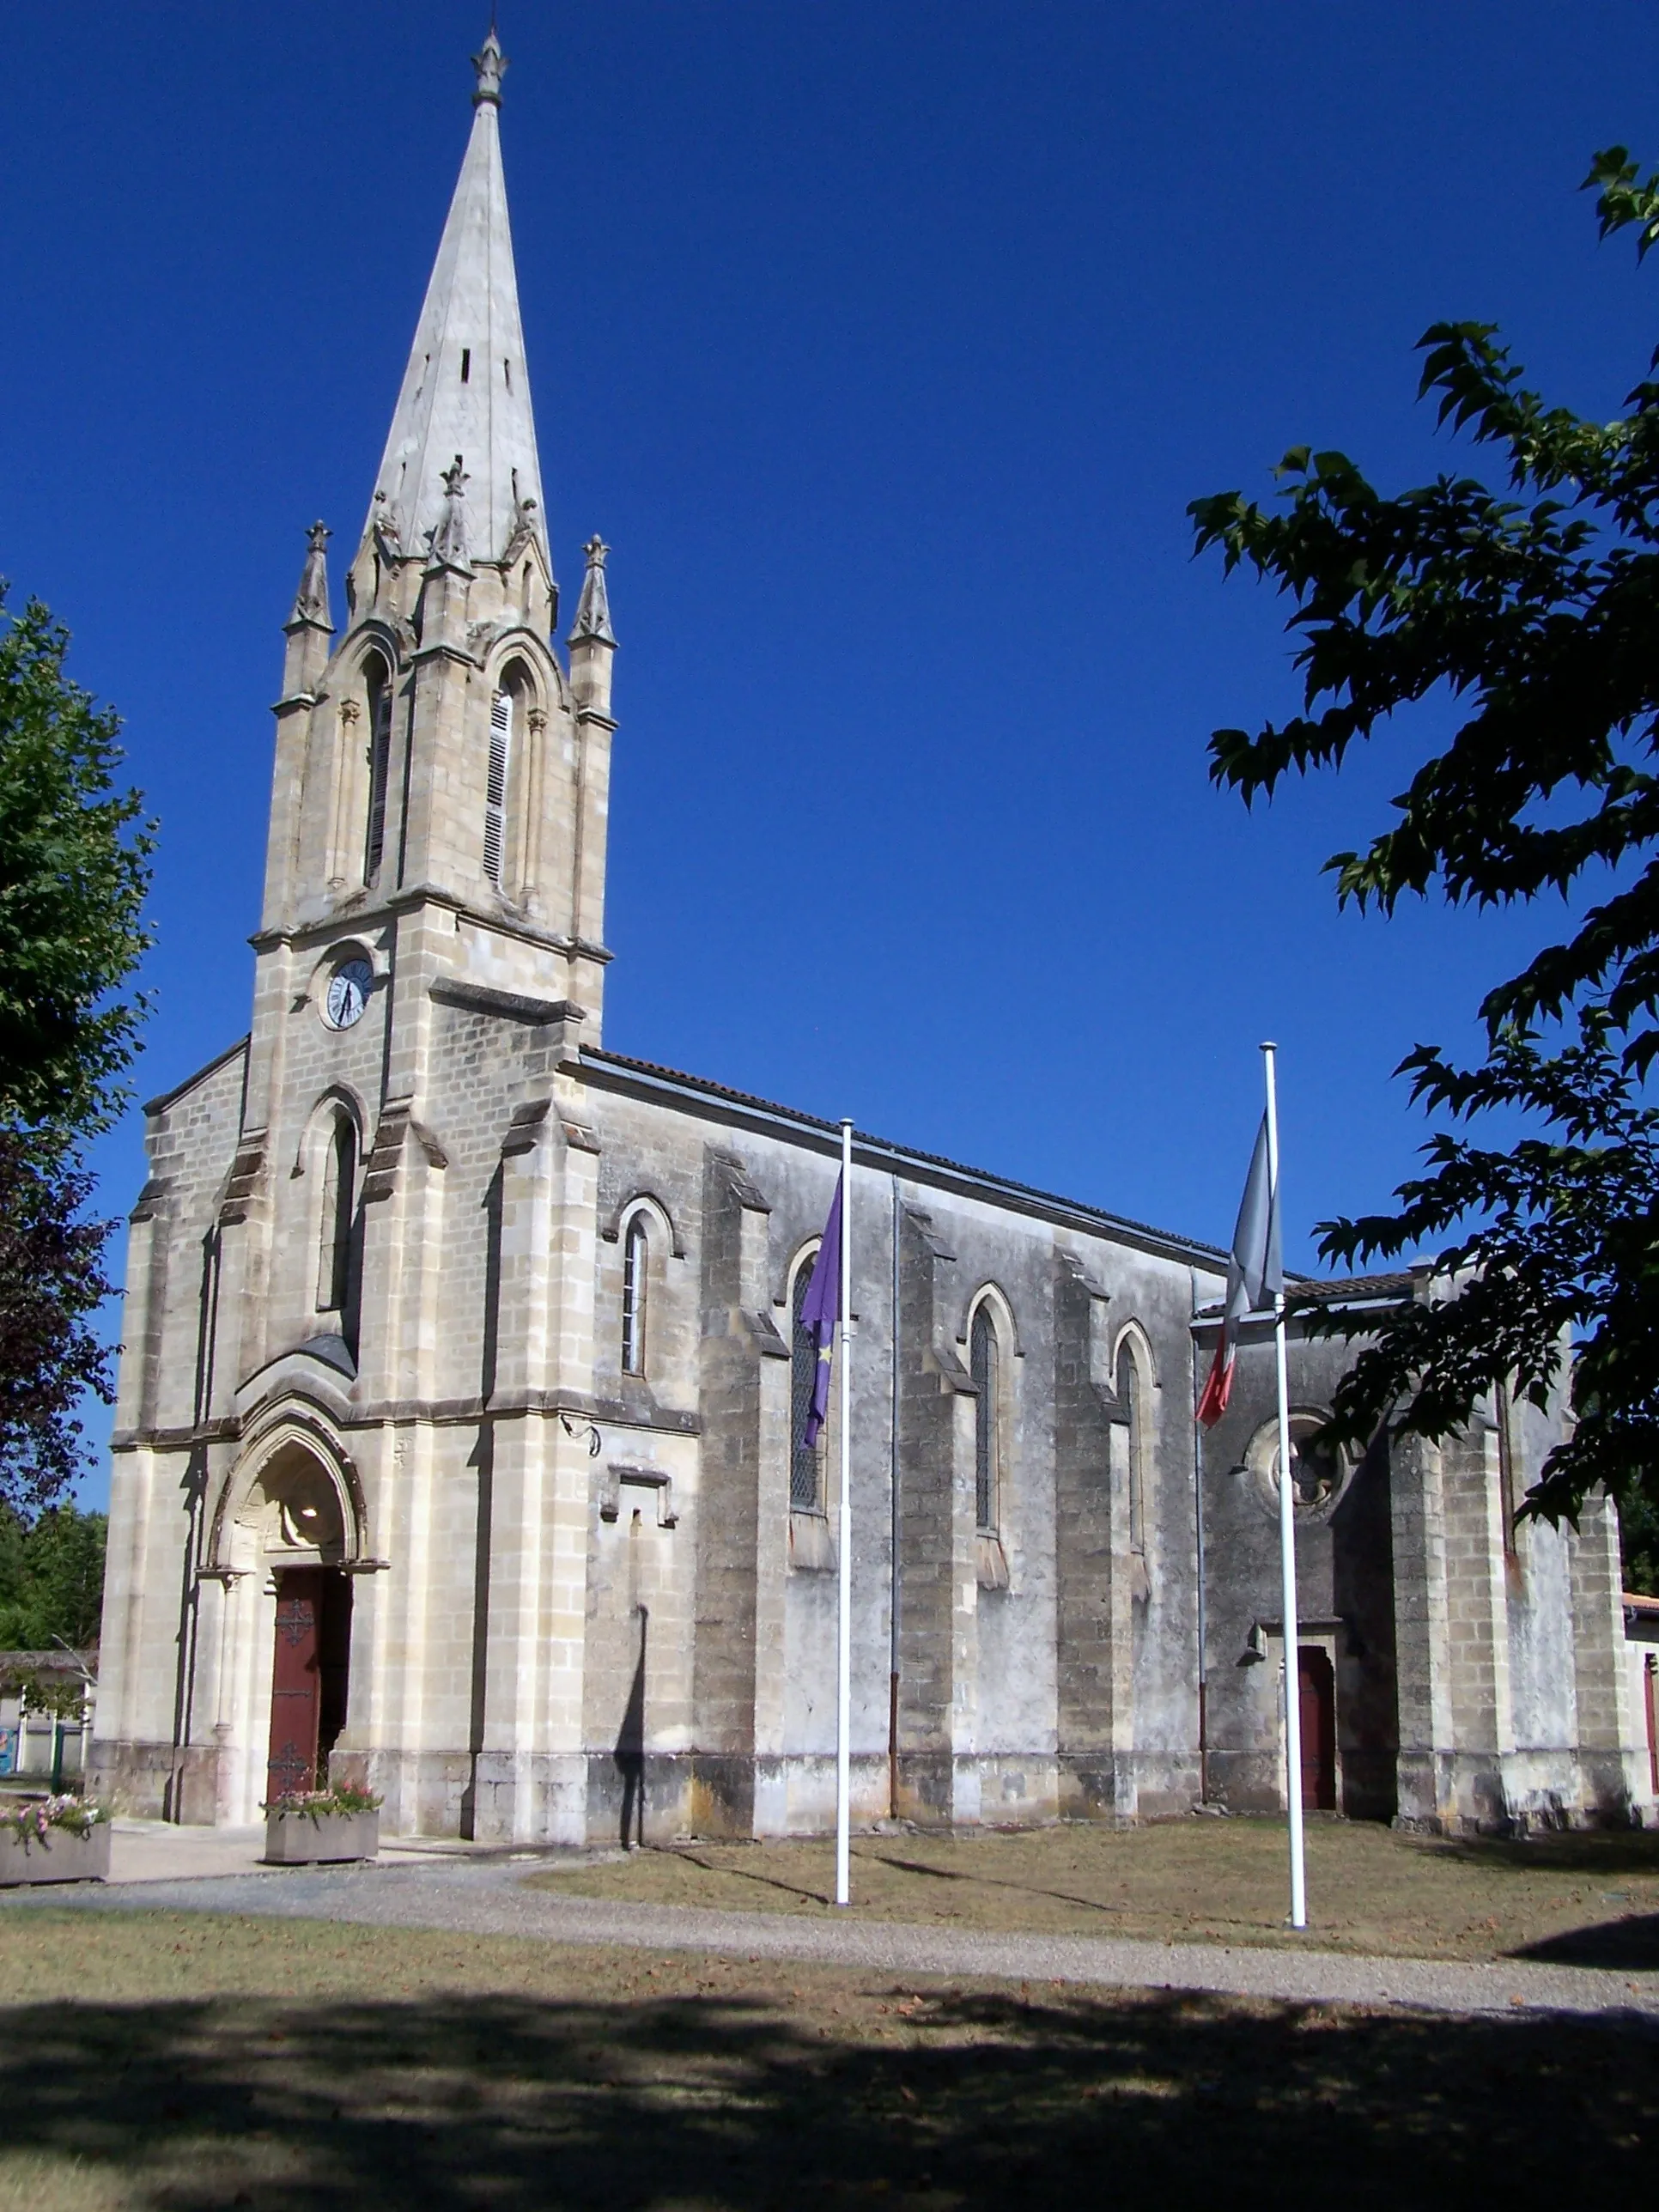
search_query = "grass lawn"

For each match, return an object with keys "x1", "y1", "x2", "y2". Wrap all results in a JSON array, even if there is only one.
[
  {"x1": 532, "y1": 1813, "x2": 1659, "y2": 1966},
  {"x1": 0, "y1": 1907, "x2": 1652, "y2": 2210}
]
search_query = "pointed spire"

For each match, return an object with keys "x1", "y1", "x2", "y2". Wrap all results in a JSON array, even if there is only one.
[
  {"x1": 568, "y1": 536, "x2": 616, "y2": 646},
  {"x1": 285, "y1": 521, "x2": 333, "y2": 632},
  {"x1": 363, "y1": 26, "x2": 547, "y2": 570}
]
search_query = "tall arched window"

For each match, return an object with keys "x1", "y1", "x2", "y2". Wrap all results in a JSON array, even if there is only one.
[
  {"x1": 1117, "y1": 1337, "x2": 1146, "y2": 1553},
  {"x1": 790, "y1": 1253, "x2": 824, "y2": 1511},
  {"x1": 317, "y1": 1115, "x2": 357, "y2": 1322},
  {"x1": 971, "y1": 1304, "x2": 1001, "y2": 1533},
  {"x1": 362, "y1": 654, "x2": 392, "y2": 885},
  {"x1": 622, "y1": 1215, "x2": 648, "y2": 1376},
  {"x1": 484, "y1": 687, "x2": 512, "y2": 887}
]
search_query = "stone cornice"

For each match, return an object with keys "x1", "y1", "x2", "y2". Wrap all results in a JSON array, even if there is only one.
[
  {"x1": 111, "y1": 1394, "x2": 701, "y2": 1453},
  {"x1": 250, "y1": 888, "x2": 612, "y2": 966}
]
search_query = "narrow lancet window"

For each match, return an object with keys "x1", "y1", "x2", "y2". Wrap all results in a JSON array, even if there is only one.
[
  {"x1": 318, "y1": 1115, "x2": 357, "y2": 1318},
  {"x1": 972, "y1": 1304, "x2": 1000, "y2": 1533},
  {"x1": 484, "y1": 689, "x2": 512, "y2": 886},
  {"x1": 1118, "y1": 1340, "x2": 1145, "y2": 1553},
  {"x1": 363, "y1": 657, "x2": 392, "y2": 885},
  {"x1": 791, "y1": 1255, "x2": 823, "y2": 1510},
  {"x1": 622, "y1": 1217, "x2": 648, "y2": 1377}
]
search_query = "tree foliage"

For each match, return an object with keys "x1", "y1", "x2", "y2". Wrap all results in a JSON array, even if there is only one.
[
  {"x1": 1190, "y1": 149, "x2": 1659, "y2": 1528},
  {"x1": 0, "y1": 587, "x2": 152, "y2": 1512},
  {"x1": 0, "y1": 1502, "x2": 108, "y2": 1651},
  {"x1": 0, "y1": 586, "x2": 153, "y2": 1140},
  {"x1": 0, "y1": 1133, "x2": 120, "y2": 1516}
]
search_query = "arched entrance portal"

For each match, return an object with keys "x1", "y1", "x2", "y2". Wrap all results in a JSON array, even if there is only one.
[{"x1": 229, "y1": 1437, "x2": 356, "y2": 1804}]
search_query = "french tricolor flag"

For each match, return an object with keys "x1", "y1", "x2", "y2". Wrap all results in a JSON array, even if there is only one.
[{"x1": 1197, "y1": 1111, "x2": 1283, "y2": 1427}]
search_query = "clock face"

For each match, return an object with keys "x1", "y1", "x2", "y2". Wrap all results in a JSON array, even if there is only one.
[{"x1": 324, "y1": 958, "x2": 374, "y2": 1031}]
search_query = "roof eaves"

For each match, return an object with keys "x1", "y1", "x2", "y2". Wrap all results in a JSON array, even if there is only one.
[{"x1": 580, "y1": 1047, "x2": 1231, "y2": 1267}]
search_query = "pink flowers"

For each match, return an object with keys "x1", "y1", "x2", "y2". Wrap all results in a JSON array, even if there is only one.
[
  {"x1": 262, "y1": 1782, "x2": 381, "y2": 1820},
  {"x1": 0, "y1": 1795, "x2": 107, "y2": 1843}
]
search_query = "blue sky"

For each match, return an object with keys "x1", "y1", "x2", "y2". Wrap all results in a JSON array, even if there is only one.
[{"x1": 6, "y1": 3, "x2": 1659, "y2": 1506}]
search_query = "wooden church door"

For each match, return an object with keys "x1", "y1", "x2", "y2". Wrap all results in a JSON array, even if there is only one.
[
  {"x1": 1297, "y1": 1647, "x2": 1337, "y2": 1812},
  {"x1": 266, "y1": 1568, "x2": 353, "y2": 1801}
]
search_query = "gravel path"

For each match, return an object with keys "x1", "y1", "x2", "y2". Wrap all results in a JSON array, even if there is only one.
[{"x1": 5, "y1": 1855, "x2": 1656, "y2": 2023}]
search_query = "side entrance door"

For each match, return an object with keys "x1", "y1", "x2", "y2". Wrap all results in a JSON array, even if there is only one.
[
  {"x1": 1297, "y1": 1646, "x2": 1337, "y2": 1812},
  {"x1": 266, "y1": 1568, "x2": 354, "y2": 1802}
]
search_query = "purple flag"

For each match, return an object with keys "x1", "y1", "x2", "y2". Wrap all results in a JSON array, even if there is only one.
[{"x1": 799, "y1": 1173, "x2": 843, "y2": 1448}]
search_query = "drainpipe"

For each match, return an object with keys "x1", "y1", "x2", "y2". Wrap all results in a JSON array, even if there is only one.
[
  {"x1": 1191, "y1": 1267, "x2": 1209, "y2": 1805},
  {"x1": 889, "y1": 1172, "x2": 902, "y2": 1820}
]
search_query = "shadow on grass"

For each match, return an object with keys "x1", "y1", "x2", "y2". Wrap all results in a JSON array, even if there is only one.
[
  {"x1": 1422, "y1": 1830, "x2": 1659, "y2": 1877},
  {"x1": 1, "y1": 1982, "x2": 1654, "y2": 2209},
  {"x1": 653, "y1": 1843, "x2": 1153, "y2": 1928},
  {"x1": 857, "y1": 1849, "x2": 1144, "y2": 1923},
  {"x1": 1511, "y1": 1914, "x2": 1659, "y2": 1970},
  {"x1": 663, "y1": 1849, "x2": 835, "y2": 1908}
]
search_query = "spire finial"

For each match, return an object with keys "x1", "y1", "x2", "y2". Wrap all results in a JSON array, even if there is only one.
[
  {"x1": 472, "y1": 21, "x2": 507, "y2": 106},
  {"x1": 425, "y1": 457, "x2": 473, "y2": 572},
  {"x1": 286, "y1": 520, "x2": 333, "y2": 631},
  {"x1": 568, "y1": 536, "x2": 617, "y2": 647}
]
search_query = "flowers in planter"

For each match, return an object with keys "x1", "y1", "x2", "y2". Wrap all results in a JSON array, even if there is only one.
[
  {"x1": 0, "y1": 1795, "x2": 109, "y2": 1842},
  {"x1": 262, "y1": 1780, "x2": 382, "y2": 1822}
]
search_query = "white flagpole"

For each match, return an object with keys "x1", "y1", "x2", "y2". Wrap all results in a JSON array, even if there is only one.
[
  {"x1": 1262, "y1": 1042, "x2": 1307, "y2": 1930},
  {"x1": 835, "y1": 1117, "x2": 854, "y2": 1908}
]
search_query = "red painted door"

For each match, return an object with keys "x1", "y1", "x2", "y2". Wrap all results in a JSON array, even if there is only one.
[
  {"x1": 1297, "y1": 1646, "x2": 1337, "y2": 1812},
  {"x1": 267, "y1": 1569, "x2": 324, "y2": 1801}
]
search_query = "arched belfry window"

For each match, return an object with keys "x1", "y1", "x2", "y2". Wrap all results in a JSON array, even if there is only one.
[
  {"x1": 484, "y1": 688, "x2": 513, "y2": 888},
  {"x1": 971, "y1": 1303, "x2": 1001, "y2": 1534},
  {"x1": 622, "y1": 1215, "x2": 648, "y2": 1377},
  {"x1": 1117, "y1": 1334, "x2": 1147, "y2": 1553},
  {"x1": 790, "y1": 1251, "x2": 825, "y2": 1511},
  {"x1": 362, "y1": 654, "x2": 392, "y2": 886},
  {"x1": 317, "y1": 1113, "x2": 359, "y2": 1334}
]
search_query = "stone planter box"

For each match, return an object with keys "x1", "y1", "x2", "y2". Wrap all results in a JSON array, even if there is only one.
[
  {"x1": 0, "y1": 1820, "x2": 111, "y2": 1887},
  {"x1": 263, "y1": 1808, "x2": 380, "y2": 1865}
]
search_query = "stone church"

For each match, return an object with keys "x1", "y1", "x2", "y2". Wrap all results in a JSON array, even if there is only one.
[{"x1": 94, "y1": 32, "x2": 1651, "y2": 1843}]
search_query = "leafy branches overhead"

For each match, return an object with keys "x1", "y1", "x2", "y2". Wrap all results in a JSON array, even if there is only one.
[{"x1": 1190, "y1": 149, "x2": 1659, "y2": 1526}]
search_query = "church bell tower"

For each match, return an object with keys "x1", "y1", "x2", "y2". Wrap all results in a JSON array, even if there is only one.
[{"x1": 255, "y1": 25, "x2": 617, "y2": 1038}]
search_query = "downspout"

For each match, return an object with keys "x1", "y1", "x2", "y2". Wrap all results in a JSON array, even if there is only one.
[
  {"x1": 890, "y1": 1172, "x2": 902, "y2": 1819},
  {"x1": 1192, "y1": 1266, "x2": 1209, "y2": 1805}
]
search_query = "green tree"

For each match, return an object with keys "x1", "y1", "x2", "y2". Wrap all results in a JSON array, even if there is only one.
[
  {"x1": 0, "y1": 1133, "x2": 120, "y2": 1513},
  {"x1": 0, "y1": 586, "x2": 153, "y2": 1139},
  {"x1": 0, "y1": 1503, "x2": 108, "y2": 1650},
  {"x1": 0, "y1": 586, "x2": 152, "y2": 1512},
  {"x1": 1621, "y1": 1484, "x2": 1659, "y2": 1595},
  {"x1": 1190, "y1": 149, "x2": 1659, "y2": 1533}
]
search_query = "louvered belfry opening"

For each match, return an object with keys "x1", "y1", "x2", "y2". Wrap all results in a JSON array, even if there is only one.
[
  {"x1": 363, "y1": 654, "x2": 393, "y2": 884},
  {"x1": 484, "y1": 687, "x2": 512, "y2": 886}
]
